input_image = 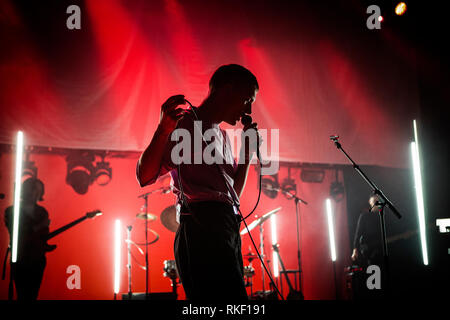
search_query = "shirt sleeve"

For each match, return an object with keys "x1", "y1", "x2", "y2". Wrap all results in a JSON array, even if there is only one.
[{"x1": 353, "y1": 213, "x2": 364, "y2": 249}]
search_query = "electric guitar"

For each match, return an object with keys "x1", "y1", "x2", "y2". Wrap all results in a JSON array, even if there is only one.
[
  {"x1": 46, "y1": 210, "x2": 102, "y2": 240},
  {"x1": 356, "y1": 222, "x2": 436, "y2": 267},
  {"x1": 272, "y1": 243, "x2": 304, "y2": 300}
]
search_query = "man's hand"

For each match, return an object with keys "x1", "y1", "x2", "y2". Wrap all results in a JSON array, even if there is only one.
[
  {"x1": 159, "y1": 94, "x2": 187, "y2": 134},
  {"x1": 351, "y1": 248, "x2": 359, "y2": 262},
  {"x1": 234, "y1": 122, "x2": 262, "y2": 198},
  {"x1": 137, "y1": 94, "x2": 186, "y2": 187},
  {"x1": 239, "y1": 122, "x2": 263, "y2": 163}
]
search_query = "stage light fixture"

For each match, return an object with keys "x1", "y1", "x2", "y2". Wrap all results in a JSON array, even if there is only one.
[
  {"x1": 65, "y1": 152, "x2": 95, "y2": 195},
  {"x1": 300, "y1": 169, "x2": 325, "y2": 183},
  {"x1": 12, "y1": 131, "x2": 24, "y2": 263},
  {"x1": 281, "y1": 168, "x2": 297, "y2": 199},
  {"x1": 22, "y1": 155, "x2": 37, "y2": 180},
  {"x1": 93, "y1": 157, "x2": 112, "y2": 186},
  {"x1": 411, "y1": 119, "x2": 428, "y2": 266},
  {"x1": 326, "y1": 199, "x2": 337, "y2": 262},
  {"x1": 271, "y1": 214, "x2": 279, "y2": 278},
  {"x1": 261, "y1": 174, "x2": 280, "y2": 199},
  {"x1": 330, "y1": 169, "x2": 345, "y2": 202},
  {"x1": 114, "y1": 219, "x2": 122, "y2": 298},
  {"x1": 281, "y1": 177, "x2": 297, "y2": 199},
  {"x1": 395, "y1": 2, "x2": 407, "y2": 15}
]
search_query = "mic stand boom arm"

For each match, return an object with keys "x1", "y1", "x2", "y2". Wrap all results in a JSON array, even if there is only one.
[
  {"x1": 330, "y1": 135, "x2": 402, "y2": 295},
  {"x1": 330, "y1": 136, "x2": 401, "y2": 219}
]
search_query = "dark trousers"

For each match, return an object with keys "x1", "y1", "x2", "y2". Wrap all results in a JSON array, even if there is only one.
[
  {"x1": 12, "y1": 257, "x2": 46, "y2": 300},
  {"x1": 174, "y1": 201, "x2": 248, "y2": 301}
]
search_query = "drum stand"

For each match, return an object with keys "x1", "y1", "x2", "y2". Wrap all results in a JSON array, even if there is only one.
[
  {"x1": 170, "y1": 278, "x2": 178, "y2": 298},
  {"x1": 143, "y1": 194, "x2": 150, "y2": 299},
  {"x1": 259, "y1": 223, "x2": 266, "y2": 292},
  {"x1": 256, "y1": 223, "x2": 274, "y2": 298},
  {"x1": 163, "y1": 260, "x2": 179, "y2": 299},
  {"x1": 244, "y1": 264, "x2": 254, "y2": 296},
  {"x1": 126, "y1": 225, "x2": 132, "y2": 299},
  {"x1": 137, "y1": 188, "x2": 166, "y2": 299}
]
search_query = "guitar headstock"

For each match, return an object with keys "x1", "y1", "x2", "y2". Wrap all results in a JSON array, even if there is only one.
[{"x1": 86, "y1": 210, "x2": 103, "y2": 219}]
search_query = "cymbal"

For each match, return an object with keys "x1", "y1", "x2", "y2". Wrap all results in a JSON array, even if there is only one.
[
  {"x1": 136, "y1": 212, "x2": 157, "y2": 221},
  {"x1": 161, "y1": 205, "x2": 179, "y2": 232},
  {"x1": 240, "y1": 207, "x2": 282, "y2": 235},
  {"x1": 133, "y1": 229, "x2": 160, "y2": 246}
]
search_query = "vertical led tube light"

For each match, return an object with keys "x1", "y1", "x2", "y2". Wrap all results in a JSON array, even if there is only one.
[
  {"x1": 326, "y1": 199, "x2": 337, "y2": 262},
  {"x1": 114, "y1": 219, "x2": 122, "y2": 297},
  {"x1": 270, "y1": 214, "x2": 279, "y2": 278},
  {"x1": 12, "y1": 131, "x2": 24, "y2": 263},
  {"x1": 411, "y1": 120, "x2": 428, "y2": 265}
]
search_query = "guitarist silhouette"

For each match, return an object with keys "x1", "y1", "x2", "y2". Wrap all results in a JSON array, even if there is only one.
[
  {"x1": 3, "y1": 178, "x2": 102, "y2": 300},
  {"x1": 351, "y1": 194, "x2": 384, "y2": 268},
  {"x1": 4, "y1": 178, "x2": 55, "y2": 300}
]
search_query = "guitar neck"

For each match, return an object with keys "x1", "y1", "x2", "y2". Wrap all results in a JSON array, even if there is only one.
[{"x1": 47, "y1": 216, "x2": 87, "y2": 240}]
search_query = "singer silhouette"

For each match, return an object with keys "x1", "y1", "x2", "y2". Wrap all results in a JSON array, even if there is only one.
[{"x1": 137, "y1": 64, "x2": 261, "y2": 301}]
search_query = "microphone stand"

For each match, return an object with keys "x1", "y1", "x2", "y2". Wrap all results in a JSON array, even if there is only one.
[
  {"x1": 259, "y1": 223, "x2": 266, "y2": 292},
  {"x1": 143, "y1": 193, "x2": 149, "y2": 300},
  {"x1": 138, "y1": 186, "x2": 169, "y2": 300},
  {"x1": 263, "y1": 183, "x2": 307, "y2": 293},
  {"x1": 330, "y1": 136, "x2": 402, "y2": 296},
  {"x1": 280, "y1": 188, "x2": 307, "y2": 293}
]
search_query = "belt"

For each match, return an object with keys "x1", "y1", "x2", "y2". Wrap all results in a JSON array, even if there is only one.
[{"x1": 178, "y1": 201, "x2": 237, "y2": 216}]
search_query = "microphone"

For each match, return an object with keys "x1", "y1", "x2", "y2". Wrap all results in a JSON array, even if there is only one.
[
  {"x1": 241, "y1": 114, "x2": 253, "y2": 127},
  {"x1": 241, "y1": 114, "x2": 262, "y2": 162},
  {"x1": 329, "y1": 135, "x2": 339, "y2": 141}
]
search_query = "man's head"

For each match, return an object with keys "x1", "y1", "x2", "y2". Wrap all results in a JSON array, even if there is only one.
[
  {"x1": 21, "y1": 178, "x2": 44, "y2": 203},
  {"x1": 369, "y1": 193, "x2": 382, "y2": 212},
  {"x1": 208, "y1": 64, "x2": 259, "y2": 125}
]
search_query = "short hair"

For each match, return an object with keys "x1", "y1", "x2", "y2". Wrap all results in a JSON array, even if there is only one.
[
  {"x1": 22, "y1": 177, "x2": 45, "y2": 201},
  {"x1": 209, "y1": 64, "x2": 259, "y2": 93}
]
